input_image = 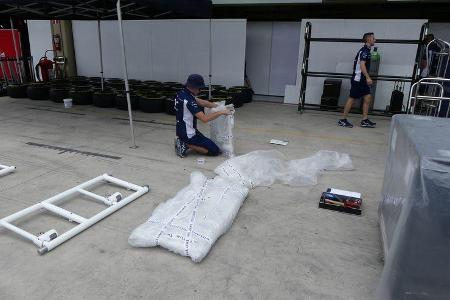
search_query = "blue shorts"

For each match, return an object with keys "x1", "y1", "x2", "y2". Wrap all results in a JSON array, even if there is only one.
[
  {"x1": 184, "y1": 131, "x2": 221, "y2": 156},
  {"x1": 350, "y1": 80, "x2": 371, "y2": 99}
]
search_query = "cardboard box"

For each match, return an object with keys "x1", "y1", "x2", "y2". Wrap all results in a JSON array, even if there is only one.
[{"x1": 319, "y1": 188, "x2": 362, "y2": 215}]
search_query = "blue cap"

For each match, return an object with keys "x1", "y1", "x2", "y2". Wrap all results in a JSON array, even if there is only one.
[{"x1": 186, "y1": 74, "x2": 205, "y2": 89}]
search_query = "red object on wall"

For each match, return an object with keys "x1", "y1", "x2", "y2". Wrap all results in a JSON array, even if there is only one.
[{"x1": 0, "y1": 29, "x2": 23, "y2": 80}]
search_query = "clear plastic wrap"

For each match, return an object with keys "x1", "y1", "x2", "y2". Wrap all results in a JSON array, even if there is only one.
[
  {"x1": 129, "y1": 172, "x2": 249, "y2": 262},
  {"x1": 214, "y1": 150, "x2": 353, "y2": 189},
  {"x1": 129, "y1": 150, "x2": 353, "y2": 262},
  {"x1": 206, "y1": 102, "x2": 235, "y2": 158},
  {"x1": 377, "y1": 115, "x2": 450, "y2": 299}
]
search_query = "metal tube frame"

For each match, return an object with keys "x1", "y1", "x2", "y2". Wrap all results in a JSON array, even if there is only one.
[
  {"x1": 209, "y1": 18, "x2": 212, "y2": 100},
  {"x1": 97, "y1": 19, "x2": 105, "y2": 91},
  {"x1": 0, "y1": 164, "x2": 16, "y2": 177},
  {"x1": 407, "y1": 77, "x2": 450, "y2": 117},
  {"x1": 117, "y1": 0, "x2": 137, "y2": 148},
  {"x1": 6, "y1": 60, "x2": 17, "y2": 83},
  {"x1": 0, "y1": 174, "x2": 150, "y2": 255},
  {"x1": 9, "y1": 17, "x2": 23, "y2": 84},
  {"x1": 298, "y1": 22, "x2": 429, "y2": 113},
  {"x1": 0, "y1": 59, "x2": 10, "y2": 86},
  {"x1": 298, "y1": 21, "x2": 311, "y2": 113}
]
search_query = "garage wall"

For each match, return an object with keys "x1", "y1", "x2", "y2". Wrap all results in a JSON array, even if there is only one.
[
  {"x1": 290, "y1": 19, "x2": 427, "y2": 111},
  {"x1": 246, "y1": 21, "x2": 301, "y2": 96},
  {"x1": 72, "y1": 19, "x2": 246, "y2": 88},
  {"x1": 27, "y1": 20, "x2": 53, "y2": 63},
  {"x1": 429, "y1": 23, "x2": 450, "y2": 43}
]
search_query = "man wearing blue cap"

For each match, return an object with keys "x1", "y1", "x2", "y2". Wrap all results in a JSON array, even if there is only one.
[{"x1": 174, "y1": 74, "x2": 231, "y2": 158}]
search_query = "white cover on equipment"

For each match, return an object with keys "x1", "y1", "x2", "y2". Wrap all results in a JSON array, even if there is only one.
[
  {"x1": 129, "y1": 172, "x2": 249, "y2": 262},
  {"x1": 206, "y1": 102, "x2": 235, "y2": 158},
  {"x1": 214, "y1": 150, "x2": 353, "y2": 189}
]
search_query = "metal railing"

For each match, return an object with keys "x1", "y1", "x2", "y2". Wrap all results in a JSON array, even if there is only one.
[{"x1": 407, "y1": 77, "x2": 450, "y2": 117}]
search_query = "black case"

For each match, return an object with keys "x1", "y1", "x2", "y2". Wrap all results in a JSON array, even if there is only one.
[
  {"x1": 390, "y1": 90, "x2": 404, "y2": 113},
  {"x1": 320, "y1": 79, "x2": 342, "y2": 109}
]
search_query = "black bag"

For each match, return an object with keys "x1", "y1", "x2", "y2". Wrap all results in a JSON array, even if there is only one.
[
  {"x1": 320, "y1": 79, "x2": 342, "y2": 109},
  {"x1": 389, "y1": 81, "x2": 404, "y2": 114}
]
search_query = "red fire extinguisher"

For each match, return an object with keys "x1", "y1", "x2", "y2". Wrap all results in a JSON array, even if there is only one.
[{"x1": 36, "y1": 57, "x2": 54, "y2": 82}]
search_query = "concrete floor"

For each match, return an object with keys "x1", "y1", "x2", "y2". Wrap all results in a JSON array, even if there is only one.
[{"x1": 0, "y1": 96, "x2": 389, "y2": 299}]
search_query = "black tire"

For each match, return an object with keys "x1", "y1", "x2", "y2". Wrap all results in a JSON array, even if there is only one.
[
  {"x1": 69, "y1": 76, "x2": 89, "y2": 87},
  {"x1": 143, "y1": 80, "x2": 161, "y2": 85},
  {"x1": 139, "y1": 96, "x2": 165, "y2": 113},
  {"x1": 131, "y1": 83, "x2": 147, "y2": 92},
  {"x1": 242, "y1": 88, "x2": 253, "y2": 103},
  {"x1": 229, "y1": 86, "x2": 253, "y2": 104},
  {"x1": 7, "y1": 84, "x2": 28, "y2": 98},
  {"x1": 116, "y1": 94, "x2": 139, "y2": 110},
  {"x1": 164, "y1": 97, "x2": 176, "y2": 115},
  {"x1": 27, "y1": 84, "x2": 50, "y2": 100},
  {"x1": 70, "y1": 90, "x2": 93, "y2": 105},
  {"x1": 49, "y1": 88, "x2": 69, "y2": 103},
  {"x1": 49, "y1": 79, "x2": 69, "y2": 88},
  {"x1": 211, "y1": 84, "x2": 226, "y2": 91},
  {"x1": 93, "y1": 92, "x2": 116, "y2": 108},
  {"x1": 128, "y1": 79, "x2": 141, "y2": 85},
  {"x1": 163, "y1": 82, "x2": 183, "y2": 90},
  {"x1": 160, "y1": 89, "x2": 178, "y2": 99},
  {"x1": 227, "y1": 88, "x2": 244, "y2": 108}
]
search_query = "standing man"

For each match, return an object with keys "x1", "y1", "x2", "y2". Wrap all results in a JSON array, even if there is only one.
[
  {"x1": 338, "y1": 32, "x2": 377, "y2": 128},
  {"x1": 174, "y1": 74, "x2": 231, "y2": 158}
]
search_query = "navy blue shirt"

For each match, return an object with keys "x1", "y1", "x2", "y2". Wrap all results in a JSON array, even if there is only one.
[
  {"x1": 175, "y1": 88, "x2": 203, "y2": 141},
  {"x1": 351, "y1": 45, "x2": 371, "y2": 83}
]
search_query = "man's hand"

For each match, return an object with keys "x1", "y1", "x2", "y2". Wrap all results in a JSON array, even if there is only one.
[
  {"x1": 221, "y1": 109, "x2": 232, "y2": 116},
  {"x1": 366, "y1": 77, "x2": 373, "y2": 85}
]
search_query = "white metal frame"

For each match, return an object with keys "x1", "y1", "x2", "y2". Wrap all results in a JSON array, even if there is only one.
[
  {"x1": 0, "y1": 174, "x2": 149, "y2": 255},
  {"x1": 407, "y1": 77, "x2": 450, "y2": 117},
  {"x1": 0, "y1": 164, "x2": 16, "y2": 177}
]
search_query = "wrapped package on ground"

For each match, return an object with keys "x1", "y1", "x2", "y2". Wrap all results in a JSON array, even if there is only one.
[
  {"x1": 214, "y1": 150, "x2": 353, "y2": 189},
  {"x1": 205, "y1": 102, "x2": 235, "y2": 158},
  {"x1": 129, "y1": 172, "x2": 249, "y2": 262}
]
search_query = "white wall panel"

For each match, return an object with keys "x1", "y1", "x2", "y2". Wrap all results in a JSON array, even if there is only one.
[
  {"x1": 212, "y1": 20, "x2": 247, "y2": 88},
  {"x1": 123, "y1": 21, "x2": 151, "y2": 80},
  {"x1": 246, "y1": 22, "x2": 272, "y2": 95},
  {"x1": 72, "y1": 21, "x2": 99, "y2": 77},
  {"x1": 269, "y1": 22, "x2": 301, "y2": 96},
  {"x1": 246, "y1": 21, "x2": 301, "y2": 96},
  {"x1": 289, "y1": 19, "x2": 427, "y2": 110},
  {"x1": 429, "y1": 23, "x2": 450, "y2": 44},
  {"x1": 99, "y1": 21, "x2": 122, "y2": 79},
  {"x1": 72, "y1": 19, "x2": 246, "y2": 87},
  {"x1": 27, "y1": 20, "x2": 53, "y2": 64},
  {"x1": 179, "y1": 20, "x2": 210, "y2": 84}
]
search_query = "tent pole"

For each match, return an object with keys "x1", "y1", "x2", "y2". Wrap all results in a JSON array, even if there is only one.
[
  {"x1": 117, "y1": 0, "x2": 137, "y2": 148},
  {"x1": 208, "y1": 18, "x2": 212, "y2": 99},
  {"x1": 97, "y1": 19, "x2": 104, "y2": 91},
  {"x1": 9, "y1": 17, "x2": 23, "y2": 84}
]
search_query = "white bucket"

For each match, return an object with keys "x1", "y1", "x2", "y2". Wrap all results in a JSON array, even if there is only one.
[{"x1": 63, "y1": 98, "x2": 72, "y2": 108}]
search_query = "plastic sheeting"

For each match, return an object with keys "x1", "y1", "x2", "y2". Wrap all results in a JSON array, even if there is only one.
[
  {"x1": 377, "y1": 115, "x2": 450, "y2": 299},
  {"x1": 129, "y1": 150, "x2": 353, "y2": 262},
  {"x1": 215, "y1": 150, "x2": 353, "y2": 189},
  {"x1": 206, "y1": 102, "x2": 235, "y2": 158},
  {"x1": 129, "y1": 172, "x2": 249, "y2": 262}
]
